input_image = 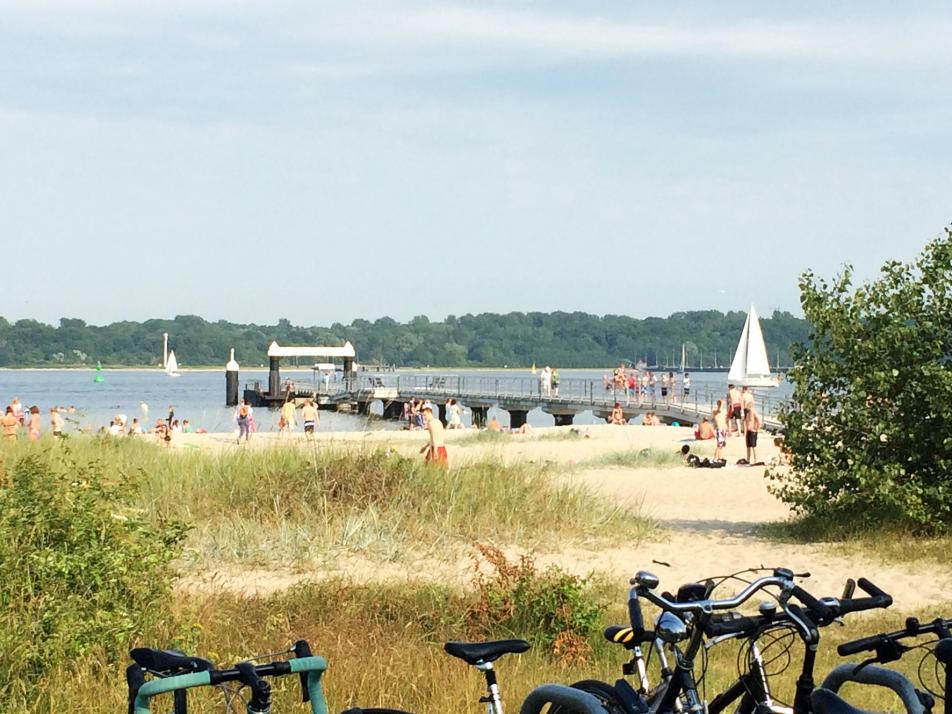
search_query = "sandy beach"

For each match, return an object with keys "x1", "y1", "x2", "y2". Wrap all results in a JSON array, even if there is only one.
[{"x1": 167, "y1": 424, "x2": 952, "y2": 611}]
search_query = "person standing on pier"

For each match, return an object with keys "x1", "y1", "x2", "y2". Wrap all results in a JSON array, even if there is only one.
[
  {"x1": 420, "y1": 405, "x2": 447, "y2": 466},
  {"x1": 540, "y1": 366, "x2": 552, "y2": 397},
  {"x1": 551, "y1": 368, "x2": 560, "y2": 397}
]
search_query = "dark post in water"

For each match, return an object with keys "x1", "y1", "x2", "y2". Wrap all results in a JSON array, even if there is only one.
[
  {"x1": 226, "y1": 348, "x2": 239, "y2": 406},
  {"x1": 268, "y1": 355, "x2": 281, "y2": 398}
]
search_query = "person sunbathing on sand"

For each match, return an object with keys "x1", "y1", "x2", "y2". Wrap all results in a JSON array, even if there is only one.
[{"x1": 609, "y1": 403, "x2": 626, "y2": 425}]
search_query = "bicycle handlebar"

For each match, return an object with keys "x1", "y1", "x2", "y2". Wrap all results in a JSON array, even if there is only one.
[
  {"x1": 838, "y1": 616, "x2": 951, "y2": 657},
  {"x1": 634, "y1": 572, "x2": 793, "y2": 616},
  {"x1": 130, "y1": 650, "x2": 328, "y2": 714}
]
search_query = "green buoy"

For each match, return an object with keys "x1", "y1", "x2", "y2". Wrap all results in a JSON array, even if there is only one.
[{"x1": 93, "y1": 361, "x2": 104, "y2": 383}]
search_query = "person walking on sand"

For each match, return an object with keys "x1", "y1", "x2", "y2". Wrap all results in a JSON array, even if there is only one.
[
  {"x1": 235, "y1": 400, "x2": 252, "y2": 444},
  {"x1": 281, "y1": 398, "x2": 297, "y2": 433},
  {"x1": 447, "y1": 399, "x2": 463, "y2": 429},
  {"x1": 301, "y1": 399, "x2": 319, "y2": 440},
  {"x1": 27, "y1": 406, "x2": 41, "y2": 440},
  {"x1": 2, "y1": 406, "x2": 18, "y2": 441},
  {"x1": 712, "y1": 399, "x2": 728, "y2": 461},
  {"x1": 420, "y1": 405, "x2": 447, "y2": 466},
  {"x1": 744, "y1": 402, "x2": 763, "y2": 463}
]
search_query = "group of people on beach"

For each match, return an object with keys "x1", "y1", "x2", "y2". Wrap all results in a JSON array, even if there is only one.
[
  {"x1": 605, "y1": 364, "x2": 692, "y2": 407},
  {"x1": 692, "y1": 384, "x2": 763, "y2": 463}
]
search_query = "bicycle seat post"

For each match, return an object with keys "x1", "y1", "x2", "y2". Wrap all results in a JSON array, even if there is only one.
[{"x1": 476, "y1": 661, "x2": 504, "y2": 714}]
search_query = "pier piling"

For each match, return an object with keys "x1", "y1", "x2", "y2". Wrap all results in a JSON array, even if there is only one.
[{"x1": 225, "y1": 349, "x2": 239, "y2": 406}]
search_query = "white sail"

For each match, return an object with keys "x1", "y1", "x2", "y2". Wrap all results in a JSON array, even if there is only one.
[
  {"x1": 166, "y1": 350, "x2": 181, "y2": 376},
  {"x1": 727, "y1": 305, "x2": 776, "y2": 388}
]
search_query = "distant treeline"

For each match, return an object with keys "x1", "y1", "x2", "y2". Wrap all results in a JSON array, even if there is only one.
[{"x1": 0, "y1": 311, "x2": 809, "y2": 369}]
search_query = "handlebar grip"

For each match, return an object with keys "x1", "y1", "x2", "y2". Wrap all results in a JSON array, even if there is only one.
[
  {"x1": 293, "y1": 640, "x2": 313, "y2": 703},
  {"x1": 838, "y1": 634, "x2": 882, "y2": 656},
  {"x1": 857, "y1": 578, "x2": 892, "y2": 603},
  {"x1": 628, "y1": 595, "x2": 646, "y2": 636},
  {"x1": 791, "y1": 585, "x2": 832, "y2": 620}
]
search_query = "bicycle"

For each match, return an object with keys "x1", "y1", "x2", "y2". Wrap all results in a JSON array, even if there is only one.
[
  {"x1": 811, "y1": 615, "x2": 952, "y2": 714},
  {"x1": 442, "y1": 638, "x2": 606, "y2": 714},
  {"x1": 126, "y1": 639, "x2": 410, "y2": 714},
  {"x1": 560, "y1": 567, "x2": 891, "y2": 713}
]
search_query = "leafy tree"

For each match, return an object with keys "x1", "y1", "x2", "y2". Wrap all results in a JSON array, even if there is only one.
[{"x1": 768, "y1": 227, "x2": 952, "y2": 532}]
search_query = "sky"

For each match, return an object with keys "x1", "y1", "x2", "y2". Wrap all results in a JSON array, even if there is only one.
[{"x1": 1, "y1": 1, "x2": 950, "y2": 327}]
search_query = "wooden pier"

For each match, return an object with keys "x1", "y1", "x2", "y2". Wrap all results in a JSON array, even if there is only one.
[{"x1": 244, "y1": 373, "x2": 787, "y2": 431}]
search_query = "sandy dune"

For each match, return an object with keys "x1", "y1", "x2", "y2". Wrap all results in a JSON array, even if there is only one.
[{"x1": 174, "y1": 425, "x2": 951, "y2": 609}]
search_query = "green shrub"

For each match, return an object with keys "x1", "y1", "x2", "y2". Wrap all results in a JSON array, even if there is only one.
[
  {"x1": 466, "y1": 544, "x2": 604, "y2": 663},
  {"x1": 769, "y1": 226, "x2": 952, "y2": 533},
  {"x1": 0, "y1": 450, "x2": 187, "y2": 704}
]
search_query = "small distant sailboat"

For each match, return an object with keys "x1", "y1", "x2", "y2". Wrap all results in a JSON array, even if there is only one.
[
  {"x1": 166, "y1": 350, "x2": 181, "y2": 377},
  {"x1": 680, "y1": 343, "x2": 686, "y2": 373},
  {"x1": 728, "y1": 304, "x2": 776, "y2": 388}
]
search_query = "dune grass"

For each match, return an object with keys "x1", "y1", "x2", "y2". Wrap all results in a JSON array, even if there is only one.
[
  {"x1": 577, "y1": 447, "x2": 685, "y2": 469},
  {"x1": 0, "y1": 436, "x2": 654, "y2": 570}
]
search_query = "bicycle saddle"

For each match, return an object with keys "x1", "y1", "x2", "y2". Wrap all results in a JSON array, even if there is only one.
[
  {"x1": 604, "y1": 625, "x2": 637, "y2": 647},
  {"x1": 443, "y1": 639, "x2": 530, "y2": 665},
  {"x1": 129, "y1": 647, "x2": 213, "y2": 674}
]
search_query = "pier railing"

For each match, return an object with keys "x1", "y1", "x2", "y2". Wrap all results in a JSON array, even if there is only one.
[{"x1": 346, "y1": 373, "x2": 790, "y2": 419}]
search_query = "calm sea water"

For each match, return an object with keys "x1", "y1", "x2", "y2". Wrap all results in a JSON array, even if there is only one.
[{"x1": 0, "y1": 368, "x2": 792, "y2": 433}]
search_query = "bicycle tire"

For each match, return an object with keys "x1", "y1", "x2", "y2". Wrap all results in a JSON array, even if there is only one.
[
  {"x1": 547, "y1": 680, "x2": 630, "y2": 714},
  {"x1": 340, "y1": 707, "x2": 415, "y2": 714}
]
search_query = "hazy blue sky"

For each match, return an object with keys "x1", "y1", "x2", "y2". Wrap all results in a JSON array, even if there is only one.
[{"x1": 2, "y1": 1, "x2": 950, "y2": 326}]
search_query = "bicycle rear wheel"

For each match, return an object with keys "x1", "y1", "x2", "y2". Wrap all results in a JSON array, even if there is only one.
[{"x1": 547, "y1": 680, "x2": 630, "y2": 714}]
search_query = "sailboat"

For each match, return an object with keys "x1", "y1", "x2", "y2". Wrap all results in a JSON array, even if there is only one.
[
  {"x1": 166, "y1": 350, "x2": 181, "y2": 378},
  {"x1": 728, "y1": 305, "x2": 776, "y2": 388}
]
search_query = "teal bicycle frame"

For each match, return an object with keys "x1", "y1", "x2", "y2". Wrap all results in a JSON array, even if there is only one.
[{"x1": 132, "y1": 655, "x2": 328, "y2": 714}]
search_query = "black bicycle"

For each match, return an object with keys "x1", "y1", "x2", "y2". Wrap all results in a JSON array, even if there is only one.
[
  {"x1": 811, "y1": 615, "x2": 952, "y2": 714},
  {"x1": 559, "y1": 567, "x2": 892, "y2": 714}
]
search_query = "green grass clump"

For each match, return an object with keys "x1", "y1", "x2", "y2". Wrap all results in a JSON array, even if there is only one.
[
  {"x1": 579, "y1": 447, "x2": 684, "y2": 469},
  {"x1": 0, "y1": 446, "x2": 186, "y2": 707},
  {"x1": 454, "y1": 429, "x2": 510, "y2": 445},
  {"x1": 537, "y1": 429, "x2": 583, "y2": 442}
]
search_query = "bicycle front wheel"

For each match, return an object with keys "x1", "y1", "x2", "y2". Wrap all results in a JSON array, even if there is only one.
[{"x1": 547, "y1": 679, "x2": 631, "y2": 714}]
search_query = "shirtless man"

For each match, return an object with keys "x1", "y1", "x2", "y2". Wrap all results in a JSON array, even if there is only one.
[
  {"x1": 301, "y1": 399, "x2": 319, "y2": 440},
  {"x1": 727, "y1": 384, "x2": 743, "y2": 434},
  {"x1": 420, "y1": 405, "x2": 447, "y2": 466},
  {"x1": 744, "y1": 403, "x2": 763, "y2": 463},
  {"x1": 741, "y1": 387, "x2": 755, "y2": 430},
  {"x1": 712, "y1": 399, "x2": 728, "y2": 461},
  {"x1": 695, "y1": 417, "x2": 715, "y2": 440}
]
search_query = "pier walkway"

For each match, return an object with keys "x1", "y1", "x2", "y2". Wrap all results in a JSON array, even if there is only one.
[{"x1": 280, "y1": 374, "x2": 788, "y2": 431}]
